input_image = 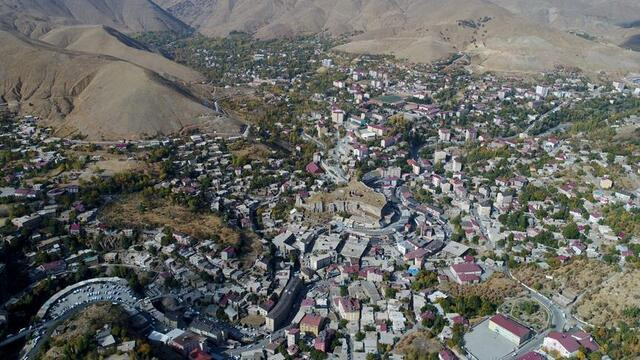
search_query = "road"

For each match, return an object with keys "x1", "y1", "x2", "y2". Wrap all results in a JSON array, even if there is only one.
[
  {"x1": 519, "y1": 101, "x2": 570, "y2": 138},
  {"x1": 504, "y1": 268, "x2": 570, "y2": 359},
  {"x1": 223, "y1": 281, "x2": 316, "y2": 358}
]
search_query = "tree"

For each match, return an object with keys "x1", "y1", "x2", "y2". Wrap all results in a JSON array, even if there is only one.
[
  {"x1": 562, "y1": 222, "x2": 580, "y2": 239},
  {"x1": 137, "y1": 342, "x2": 152, "y2": 359},
  {"x1": 385, "y1": 287, "x2": 397, "y2": 299}
]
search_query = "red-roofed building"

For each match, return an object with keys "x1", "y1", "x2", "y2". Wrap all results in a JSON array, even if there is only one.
[
  {"x1": 518, "y1": 352, "x2": 546, "y2": 360},
  {"x1": 300, "y1": 314, "x2": 325, "y2": 336},
  {"x1": 221, "y1": 247, "x2": 236, "y2": 260},
  {"x1": 189, "y1": 349, "x2": 213, "y2": 360},
  {"x1": 488, "y1": 314, "x2": 531, "y2": 345},
  {"x1": 306, "y1": 162, "x2": 323, "y2": 175},
  {"x1": 451, "y1": 315, "x2": 469, "y2": 326},
  {"x1": 336, "y1": 297, "x2": 361, "y2": 321},
  {"x1": 450, "y1": 262, "x2": 482, "y2": 285},
  {"x1": 543, "y1": 331, "x2": 599, "y2": 358},
  {"x1": 314, "y1": 329, "x2": 335, "y2": 353},
  {"x1": 438, "y1": 348, "x2": 458, "y2": 360},
  {"x1": 37, "y1": 260, "x2": 66, "y2": 275}
]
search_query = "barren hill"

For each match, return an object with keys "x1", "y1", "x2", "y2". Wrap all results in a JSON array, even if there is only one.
[
  {"x1": 40, "y1": 25, "x2": 203, "y2": 83},
  {"x1": 0, "y1": 30, "x2": 229, "y2": 140},
  {"x1": 156, "y1": 0, "x2": 640, "y2": 75},
  {"x1": 0, "y1": 0, "x2": 190, "y2": 37},
  {"x1": 487, "y1": 0, "x2": 640, "y2": 50}
]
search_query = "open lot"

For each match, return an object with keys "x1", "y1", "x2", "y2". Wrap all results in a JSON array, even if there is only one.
[
  {"x1": 513, "y1": 259, "x2": 614, "y2": 299},
  {"x1": 464, "y1": 318, "x2": 519, "y2": 360},
  {"x1": 575, "y1": 270, "x2": 640, "y2": 326},
  {"x1": 101, "y1": 194, "x2": 241, "y2": 246},
  {"x1": 395, "y1": 330, "x2": 443, "y2": 357},
  {"x1": 438, "y1": 272, "x2": 524, "y2": 304}
]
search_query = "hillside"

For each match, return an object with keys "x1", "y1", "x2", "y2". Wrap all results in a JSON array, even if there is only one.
[
  {"x1": 40, "y1": 25, "x2": 203, "y2": 83},
  {"x1": 487, "y1": 0, "x2": 640, "y2": 49},
  {"x1": 0, "y1": 30, "x2": 230, "y2": 140},
  {"x1": 155, "y1": 0, "x2": 640, "y2": 75},
  {"x1": 0, "y1": 0, "x2": 190, "y2": 37}
]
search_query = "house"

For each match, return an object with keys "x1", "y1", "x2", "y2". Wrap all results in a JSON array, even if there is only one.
[
  {"x1": 450, "y1": 263, "x2": 482, "y2": 285},
  {"x1": 543, "y1": 331, "x2": 599, "y2": 358},
  {"x1": 488, "y1": 314, "x2": 531, "y2": 345},
  {"x1": 407, "y1": 159, "x2": 421, "y2": 175},
  {"x1": 306, "y1": 162, "x2": 323, "y2": 175},
  {"x1": 69, "y1": 223, "x2": 81, "y2": 235},
  {"x1": 221, "y1": 247, "x2": 236, "y2": 260},
  {"x1": 438, "y1": 349, "x2": 458, "y2": 360},
  {"x1": 438, "y1": 128, "x2": 451, "y2": 142},
  {"x1": 518, "y1": 352, "x2": 546, "y2": 360},
  {"x1": 300, "y1": 314, "x2": 325, "y2": 336},
  {"x1": 95, "y1": 324, "x2": 116, "y2": 350},
  {"x1": 336, "y1": 297, "x2": 361, "y2": 321},
  {"x1": 37, "y1": 260, "x2": 67, "y2": 275},
  {"x1": 170, "y1": 331, "x2": 206, "y2": 356},
  {"x1": 286, "y1": 327, "x2": 300, "y2": 347},
  {"x1": 314, "y1": 329, "x2": 334, "y2": 353}
]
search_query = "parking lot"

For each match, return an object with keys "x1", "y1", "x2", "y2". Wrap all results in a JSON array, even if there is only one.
[{"x1": 46, "y1": 281, "x2": 139, "y2": 319}]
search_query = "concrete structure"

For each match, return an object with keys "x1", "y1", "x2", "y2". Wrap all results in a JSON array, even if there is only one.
[
  {"x1": 299, "y1": 314, "x2": 325, "y2": 336},
  {"x1": 336, "y1": 297, "x2": 361, "y2": 322},
  {"x1": 266, "y1": 277, "x2": 303, "y2": 331}
]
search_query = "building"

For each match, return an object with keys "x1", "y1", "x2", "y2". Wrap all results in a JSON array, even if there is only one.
[
  {"x1": 518, "y1": 352, "x2": 546, "y2": 360},
  {"x1": 439, "y1": 349, "x2": 458, "y2": 360},
  {"x1": 543, "y1": 331, "x2": 599, "y2": 358},
  {"x1": 170, "y1": 331, "x2": 206, "y2": 357},
  {"x1": 310, "y1": 252, "x2": 334, "y2": 270},
  {"x1": 266, "y1": 277, "x2": 303, "y2": 331},
  {"x1": 286, "y1": 327, "x2": 300, "y2": 347},
  {"x1": 37, "y1": 260, "x2": 67, "y2": 275},
  {"x1": 336, "y1": 297, "x2": 361, "y2": 322},
  {"x1": 314, "y1": 330, "x2": 334, "y2": 353},
  {"x1": 300, "y1": 314, "x2": 325, "y2": 336},
  {"x1": 189, "y1": 318, "x2": 227, "y2": 344},
  {"x1": 488, "y1": 314, "x2": 531, "y2": 345},
  {"x1": 450, "y1": 263, "x2": 482, "y2": 285}
]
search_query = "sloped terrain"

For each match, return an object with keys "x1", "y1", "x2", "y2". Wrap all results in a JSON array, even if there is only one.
[
  {"x1": 40, "y1": 25, "x2": 202, "y2": 82},
  {"x1": 0, "y1": 0, "x2": 190, "y2": 37},
  {"x1": 487, "y1": 0, "x2": 640, "y2": 46},
  {"x1": 0, "y1": 30, "x2": 220, "y2": 140}
]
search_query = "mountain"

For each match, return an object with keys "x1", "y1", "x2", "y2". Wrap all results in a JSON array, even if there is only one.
[
  {"x1": 0, "y1": 0, "x2": 191, "y2": 37},
  {"x1": 155, "y1": 0, "x2": 640, "y2": 75},
  {"x1": 486, "y1": 0, "x2": 640, "y2": 48},
  {"x1": 40, "y1": 25, "x2": 202, "y2": 83},
  {"x1": 0, "y1": 30, "x2": 238, "y2": 140}
]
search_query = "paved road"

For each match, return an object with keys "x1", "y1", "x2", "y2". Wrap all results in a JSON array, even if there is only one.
[{"x1": 505, "y1": 268, "x2": 570, "y2": 359}]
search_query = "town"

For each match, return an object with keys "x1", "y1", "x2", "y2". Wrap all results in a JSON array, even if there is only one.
[{"x1": 0, "y1": 34, "x2": 639, "y2": 360}]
